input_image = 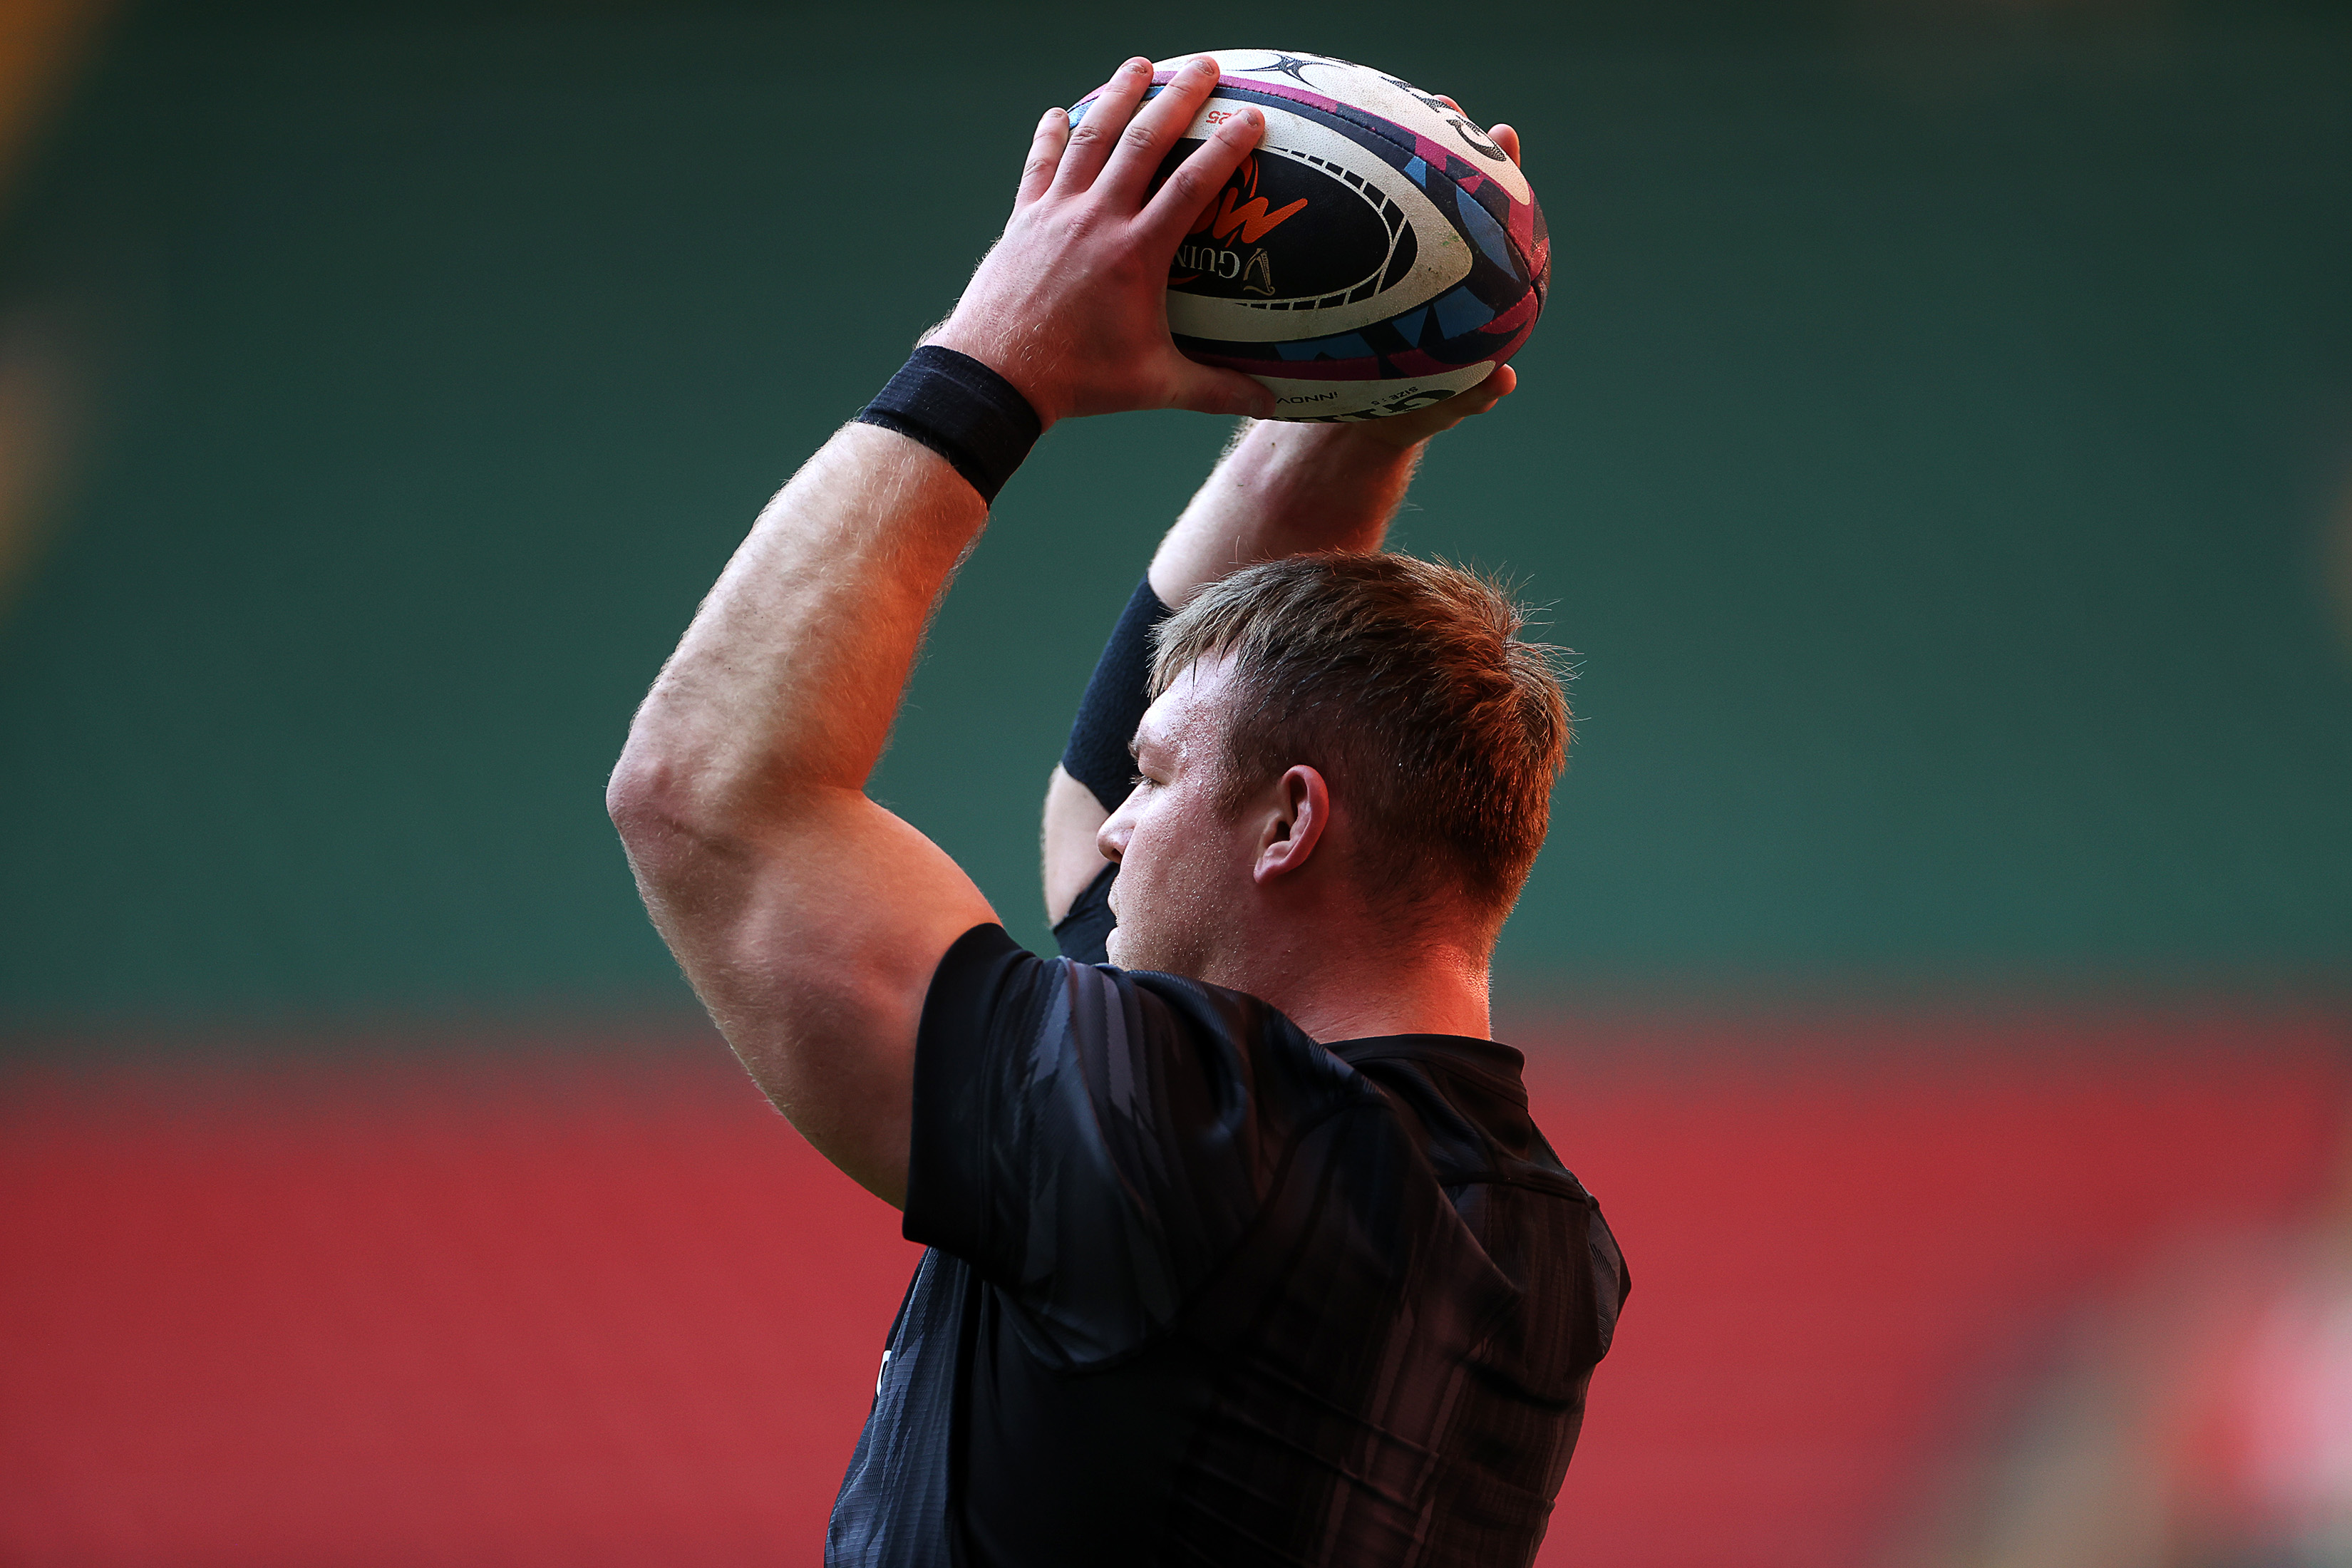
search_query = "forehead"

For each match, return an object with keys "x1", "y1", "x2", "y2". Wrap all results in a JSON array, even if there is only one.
[{"x1": 1133, "y1": 655, "x2": 1237, "y2": 759}]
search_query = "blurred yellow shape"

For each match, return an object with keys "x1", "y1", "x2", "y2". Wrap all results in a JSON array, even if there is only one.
[
  {"x1": 0, "y1": 0, "x2": 110, "y2": 206},
  {"x1": 0, "y1": 324, "x2": 75, "y2": 614},
  {"x1": 0, "y1": 0, "x2": 109, "y2": 615}
]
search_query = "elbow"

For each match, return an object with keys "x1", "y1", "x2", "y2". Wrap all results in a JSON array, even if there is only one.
[
  {"x1": 606, "y1": 726, "x2": 806, "y2": 893},
  {"x1": 607, "y1": 708, "x2": 840, "y2": 892},
  {"x1": 605, "y1": 746, "x2": 661, "y2": 842},
  {"x1": 606, "y1": 716, "x2": 668, "y2": 835},
  {"x1": 607, "y1": 731, "x2": 706, "y2": 888},
  {"x1": 607, "y1": 738, "x2": 663, "y2": 832}
]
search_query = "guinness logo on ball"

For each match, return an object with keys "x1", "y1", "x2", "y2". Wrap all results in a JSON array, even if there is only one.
[{"x1": 1160, "y1": 148, "x2": 1405, "y2": 306}]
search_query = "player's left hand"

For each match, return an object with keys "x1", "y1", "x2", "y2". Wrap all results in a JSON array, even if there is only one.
[
  {"x1": 1347, "y1": 362, "x2": 1518, "y2": 450},
  {"x1": 1341, "y1": 118, "x2": 1525, "y2": 451}
]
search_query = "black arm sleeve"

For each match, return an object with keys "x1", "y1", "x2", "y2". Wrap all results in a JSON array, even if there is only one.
[
  {"x1": 1061, "y1": 576, "x2": 1171, "y2": 814},
  {"x1": 1051, "y1": 863, "x2": 1118, "y2": 965}
]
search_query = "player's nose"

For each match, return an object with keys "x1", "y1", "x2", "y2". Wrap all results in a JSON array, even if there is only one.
[{"x1": 1096, "y1": 807, "x2": 1133, "y2": 864}]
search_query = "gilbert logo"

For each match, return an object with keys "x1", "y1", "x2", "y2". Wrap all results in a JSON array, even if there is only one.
[{"x1": 1170, "y1": 155, "x2": 1304, "y2": 294}]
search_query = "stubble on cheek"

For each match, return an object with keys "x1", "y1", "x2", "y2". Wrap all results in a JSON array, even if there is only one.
[
  {"x1": 1101, "y1": 867, "x2": 1161, "y2": 974},
  {"x1": 1103, "y1": 860, "x2": 1222, "y2": 980}
]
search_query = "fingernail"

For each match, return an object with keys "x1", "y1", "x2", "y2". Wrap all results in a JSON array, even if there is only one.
[
  {"x1": 1187, "y1": 57, "x2": 1217, "y2": 76},
  {"x1": 1126, "y1": 57, "x2": 1151, "y2": 74}
]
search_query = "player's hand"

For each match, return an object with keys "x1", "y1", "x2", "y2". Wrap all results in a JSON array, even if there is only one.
[
  {"x1": 1439, "y1": 103, "x2": 1521, "y2": 170},
  {"x1": 927, "y1": 57, "x2": 1278, "y2": 428},
  {"x1": 1346, "y1": 362, "x2": 1519, "y2": 450},
  {"x1": 1341, "y1": 117, "x2": 1524, "y2": 451}
]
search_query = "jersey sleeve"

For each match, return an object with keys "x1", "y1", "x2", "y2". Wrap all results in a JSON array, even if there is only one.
[{"x1": 904, "y1": 923, "x2": 1351, "y2": 1366}]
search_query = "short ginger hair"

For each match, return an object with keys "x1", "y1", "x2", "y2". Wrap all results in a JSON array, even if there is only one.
[{"x1": 1150, "y1": 552, "x2": 1571, "y2": 929}]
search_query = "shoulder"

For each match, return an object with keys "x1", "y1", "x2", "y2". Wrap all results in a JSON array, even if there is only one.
[
  {"x1": 1051, "y1": 959, "x2": 1384, "y2": 1172},
  {"x1": 929, "y1": 924, "x2": 1371, "y2": 1119}
]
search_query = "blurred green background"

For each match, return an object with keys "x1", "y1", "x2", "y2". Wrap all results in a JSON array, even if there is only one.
[{"x1": 1, "y1": 0, "x2": 2346, "y2": 1023}]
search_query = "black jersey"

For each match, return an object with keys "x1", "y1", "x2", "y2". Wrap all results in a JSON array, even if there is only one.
[{"x1": 827, "y1": 875, "x2": 1626, "y2": 1567}]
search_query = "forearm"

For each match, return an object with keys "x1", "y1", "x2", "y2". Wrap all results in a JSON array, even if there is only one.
[
  {"x1": 613, "y1": 423, "x2": 984, "y2": 838},
  {"x1": 1147, "y1": 421, "x2": 1421, "y2": 607}
]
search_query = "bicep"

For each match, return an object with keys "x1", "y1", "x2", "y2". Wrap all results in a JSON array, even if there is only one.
[{"x1": 623, "y1": 785, "x2": 996, "y2": 1208}]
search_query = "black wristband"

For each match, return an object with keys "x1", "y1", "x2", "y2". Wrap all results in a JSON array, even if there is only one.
[
  {"x1": 855, "y1": 346, "x2": 1042, "y2": 504},
  {"x1": 1063, "y1": 576, "x2": 1173, "y2": 814}
]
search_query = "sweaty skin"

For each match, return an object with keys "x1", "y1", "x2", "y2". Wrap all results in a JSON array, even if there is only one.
[{"x1": 608, "y1": 56, "x2": 1523, "y2": 1207}]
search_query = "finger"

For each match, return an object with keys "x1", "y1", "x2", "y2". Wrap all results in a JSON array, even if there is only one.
[
  {"x1": 1459, "y1": 361, "x2": 1517, "y2": 411},
  {"x1": 1095, "y1": 56, "x2": 1222, "y2": 209},
  {"x1": 1164, "y1": 361, "x2": 1278, "y2": 420},
  {"x1": 1438, "y1": 94, "x2": 1463, "y2": 113},
  {"x1": 1489, "y1": 122, "x2": 1522, "y2": 167},
  {"x1": 1016, "y1": 108, "x2": 1070, "y2": 207},
  {"x1": 1354, "y1": 363, "x2": 1518, "y2": 449},
  {"x1": 1053, "y1": 56, "x2": 1153, "y2": 195},
  {"x1": 1138, "y1": 103, "x2": 1263, "y2": 250},
  {"x1": 1438, "y1": 365, "x2": 1519, "y2": 425}
]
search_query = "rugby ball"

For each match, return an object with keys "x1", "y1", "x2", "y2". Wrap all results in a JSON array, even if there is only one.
[{"x1": 1071, "y1": 49, "x2": 1547, "y2": 422}]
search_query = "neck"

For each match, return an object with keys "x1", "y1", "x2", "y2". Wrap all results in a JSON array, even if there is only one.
[{"x1": 1212, "y1": 926, "x2": 1493, "y2": 1043}]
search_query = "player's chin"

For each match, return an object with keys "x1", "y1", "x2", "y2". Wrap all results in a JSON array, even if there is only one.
[{"x1": 1105, "y1": 922, "x2": 1174, "y2": 975}]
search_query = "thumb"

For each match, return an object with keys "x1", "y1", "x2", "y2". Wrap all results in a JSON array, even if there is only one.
[{"x1": 1167, "y1": 361, "x2": 1279, "y2": 420}]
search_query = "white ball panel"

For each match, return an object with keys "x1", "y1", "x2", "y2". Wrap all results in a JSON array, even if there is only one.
[
  {"x1": 1255, "y1": 360, "x2": 1496, "y2": 422},
  {"x1": 1157, "y1": 48, "x2": 1532, "y2": 208}
]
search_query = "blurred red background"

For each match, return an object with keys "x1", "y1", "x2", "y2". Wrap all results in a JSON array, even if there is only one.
[{"x1": 8, "y1": 1010, "x2": 2342, "y2": 1567}]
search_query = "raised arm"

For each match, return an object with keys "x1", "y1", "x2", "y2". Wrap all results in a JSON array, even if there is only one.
[
  {"x1": 1041, "y1": 115, "x2": 1527, "y2": 928},
  {"x1": 1040, "y1": 408, "x2": 1493, "y2": 924},
  {"x1": 607, "y1": 58, "x2": 1272, "y2": 1207}
]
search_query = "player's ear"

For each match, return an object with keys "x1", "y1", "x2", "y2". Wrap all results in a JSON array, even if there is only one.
[{"x1": 1253, "y1": 765, "x2": 1329, "y2": 884}]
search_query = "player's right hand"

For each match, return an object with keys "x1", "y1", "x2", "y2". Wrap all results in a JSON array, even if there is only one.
[{"x1": 927, "y1": 57, "x2": 1279, "y2": 429}]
